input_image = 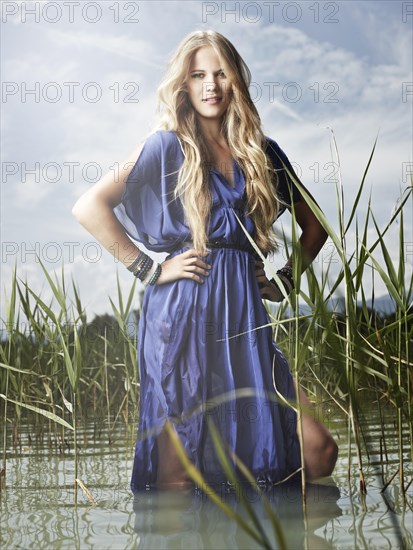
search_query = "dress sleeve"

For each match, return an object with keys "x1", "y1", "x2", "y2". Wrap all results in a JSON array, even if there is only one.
[
  {"x1": 113, "y1": 130, "x2": 188, "y2": 252},
  {"x1": 115, "y1": 131, "x2": 162, "y2": 244},
  {"x1": 264, "y1": 136, "x2": 304, "y2": 220}
]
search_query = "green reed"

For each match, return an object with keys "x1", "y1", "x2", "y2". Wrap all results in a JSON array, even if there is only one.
[
  {"x1": 0, "y1": 135, "x2": 412, "y2": 545},
  {"x1": 0, "y1": 259, "x2": 141, "y2": 499},
  {"x1": 274, "y1": 132, "x2": 412, "y2": 501},
  {"x1": 237, "y1": 130, "x2": 412, "y2": 500}
]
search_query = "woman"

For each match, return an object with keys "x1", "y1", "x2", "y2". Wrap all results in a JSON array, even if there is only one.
[{"x1": 72, "y1": 30, "x2": 338, "y2": 492}]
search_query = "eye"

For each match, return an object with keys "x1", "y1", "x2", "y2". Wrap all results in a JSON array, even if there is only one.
[
  {"x1": 217, "y1": 70, "x2": 226, "y2": 78},
  {"x1": 191, "y1": 72, "x2": 204, "y2": 79}
]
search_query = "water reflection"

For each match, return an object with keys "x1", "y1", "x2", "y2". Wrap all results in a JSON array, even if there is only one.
[
  {"x1": 132, "y1": 479, "x2": 342, "y2": 549},
  {"x1": 1, "y1": 413, "x2": 411, "y2": 549}
]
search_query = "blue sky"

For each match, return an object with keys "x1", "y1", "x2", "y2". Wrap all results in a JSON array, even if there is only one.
[{"x1": 1, "y1": 0, "x2": 412, "y2": 323}]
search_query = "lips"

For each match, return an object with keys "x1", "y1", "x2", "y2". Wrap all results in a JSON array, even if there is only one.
[{"x1": 202, "y1": 96, "x2": 222, "y2": 103}]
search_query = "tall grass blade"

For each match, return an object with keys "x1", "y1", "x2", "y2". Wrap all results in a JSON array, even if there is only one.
[
  {"x1": 206, "y1": 416, "x2": 275, "y2": 550},
  {"x1": 162, "y1": 420, "x2": 268, "y2": 547},
  {"x1": 344, "y1": 134, "x2": 378, "y2": 233},
  {"x1": 0, "y1": 394, "x2": 74, "y2": 430}
]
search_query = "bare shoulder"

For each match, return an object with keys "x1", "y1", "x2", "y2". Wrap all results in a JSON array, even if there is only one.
[
  {"x1": 72, "y1": 130, "x2": 178, "y2": 213},
  {"x1": 73, "y1": 140, "x2": 148, "y2": 211}
]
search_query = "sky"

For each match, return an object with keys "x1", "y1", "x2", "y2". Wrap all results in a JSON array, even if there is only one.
[{"x1": 1, "y1": 0, "x2": 412, "y2": 328}]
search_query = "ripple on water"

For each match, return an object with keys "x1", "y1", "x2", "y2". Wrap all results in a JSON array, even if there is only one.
[{"x1": 0, "y1": 410, "x2": 411, "y2": 549}]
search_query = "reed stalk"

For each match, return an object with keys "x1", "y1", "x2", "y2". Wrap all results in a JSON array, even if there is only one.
[{"x1": 0, "y1": 137, "x2": 411, "y2": 543}]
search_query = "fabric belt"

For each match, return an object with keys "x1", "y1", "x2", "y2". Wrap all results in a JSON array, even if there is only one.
[{"x1": 171, "y1": 238, "x2": 263, "y2": 259}]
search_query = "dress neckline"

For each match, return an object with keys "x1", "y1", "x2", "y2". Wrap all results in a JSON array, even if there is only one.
[
  {"x1": 210, "y1": 158, "x2": 243, "y2": 193},
  {"x1": 174, "y1": 131, "x2": 246, "y2": 197}
]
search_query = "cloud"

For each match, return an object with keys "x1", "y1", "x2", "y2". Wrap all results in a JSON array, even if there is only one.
[
  {"x1": 1, "y1": 1, "x2": 411, "y2": 324},
  {"x1": 42, "y1": 27, "x2": 164, "y2": 68}
]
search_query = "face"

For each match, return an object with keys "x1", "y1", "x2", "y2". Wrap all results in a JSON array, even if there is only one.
[{"x1": 185, "y1": 46, "x2": 233, "y2": 121}]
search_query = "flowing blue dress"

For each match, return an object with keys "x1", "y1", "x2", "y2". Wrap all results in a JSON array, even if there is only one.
[{"x1": 113, "y1": 130, "x2": 304, "y2": 492}]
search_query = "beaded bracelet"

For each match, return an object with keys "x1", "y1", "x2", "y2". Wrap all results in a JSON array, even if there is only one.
[
  {"x1": 270, "y1": 266, "x2": 295, "y2": 296},
  {"x1": 127, "y1": 250, "x2": 146, "y2": 273},
  {"x1": 141, "y1": 260, "x2": 158, "y2": 285},
  {"x1": 133, "y1": 256, "x2": 153, "y2": 281},
  {"x1": 139, "y1": 266, "x2": 152, "y2": 281},
  {"x1": 136, "y1": 254, "x2": 153, "y2": 273},
  {"x1": 277, "y1": 266, "x2": 294, "y2": 290},
  {"x1": 126, "y1": 249, "x2": 162, "y2": 286},
  {"x1": 145, "y1": 263, "x2": 162, "y2": 286}
]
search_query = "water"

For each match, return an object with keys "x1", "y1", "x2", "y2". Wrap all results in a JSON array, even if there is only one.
[{"x1": 1, "y1": 409, "x2": 411, "y2": 549}]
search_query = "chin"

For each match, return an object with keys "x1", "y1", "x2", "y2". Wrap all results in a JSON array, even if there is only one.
[
  {"x1": 197, "y1": 106, "x2": 229, "y2": 118},
  {"x1": 197, "y1": 112, "x2": 226, "y2": 121}
]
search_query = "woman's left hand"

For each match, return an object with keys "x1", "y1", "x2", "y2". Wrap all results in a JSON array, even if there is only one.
[{"x1": 254, "y1": 260, "x2": 284, "y2": 302}]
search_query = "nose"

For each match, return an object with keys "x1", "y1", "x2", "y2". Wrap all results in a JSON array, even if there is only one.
[
  {"x1": 206, "y1": 79, "x2": 217, "y2": 89},
  {"x1": 204, "y1": 77, "x2": 219, "y2": 96}
]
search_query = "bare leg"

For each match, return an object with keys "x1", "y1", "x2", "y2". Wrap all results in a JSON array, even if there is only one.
[
  {"x1": 155, "y1": 423, "x2": 194, "y2": 491},
  {"x1": 298, "y1": 386, "x2": 338, "y2": 480}
]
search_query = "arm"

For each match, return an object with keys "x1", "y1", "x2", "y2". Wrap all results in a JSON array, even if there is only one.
[
  {"x1": 284, "y1": 195, "x2": 328, "y2": 274},
  {"x1": 255, "y1": 188, "x2": 328, "y2": 301},
  {"x1": 72, "y1": 142, "x2": 211, "y2": 285},
  {"x1": 71, "y1": 143, "x2": 145, "y2": 269}
]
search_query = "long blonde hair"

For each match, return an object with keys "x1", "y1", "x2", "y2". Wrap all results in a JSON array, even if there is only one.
[{"x1": 152, "y1": 30, "x2": 280, "y2": 256}]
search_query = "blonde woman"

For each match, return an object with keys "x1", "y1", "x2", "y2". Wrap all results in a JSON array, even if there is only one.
[{"x1": 72, "y1": 30, "x2": 338, "y2": 492}]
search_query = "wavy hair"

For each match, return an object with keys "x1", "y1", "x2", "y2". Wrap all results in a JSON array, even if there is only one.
[{"x1": 151, "y1": 30, "x2": 280, "y2": 256}]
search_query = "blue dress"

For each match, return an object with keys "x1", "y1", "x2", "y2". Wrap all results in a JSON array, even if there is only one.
[{"x1": 114, "y1": 130, "x2": 304, "y2": 492}]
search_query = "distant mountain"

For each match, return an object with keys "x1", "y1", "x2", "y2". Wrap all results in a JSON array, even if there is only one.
[
  {"x1": 326, "y1": 294, "x2": 401, "y2": 315},
  {"x1": 363, "y1": 295, "x2": 401, "y2": 315},
  {"x1": 268, "y1": 294, "x2": 405, "y2": 318},
  {"x1": 1, "y1": 294, "x2": 408, "y2": 343}
]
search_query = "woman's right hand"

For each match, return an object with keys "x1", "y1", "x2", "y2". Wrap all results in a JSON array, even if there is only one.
[{"x1": 155, "y1": 249, "x2": 212, "y2": 285}]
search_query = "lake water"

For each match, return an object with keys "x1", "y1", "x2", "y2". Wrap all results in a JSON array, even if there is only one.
[{"x1": 1, "y1": 407, "x2": 411, "y2": 549}]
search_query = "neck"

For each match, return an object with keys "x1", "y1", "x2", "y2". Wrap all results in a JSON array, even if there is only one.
[{"x1": 196, "y1": 117, "x2": 225, "y2": 145}]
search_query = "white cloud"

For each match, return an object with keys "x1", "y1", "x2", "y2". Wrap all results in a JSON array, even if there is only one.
[
  {"x1": 1, "y1": 1, "x2": 412, "y2": 324},
  {"x1": 41, "y1": 26, "x2": 164, "y2": 68}
]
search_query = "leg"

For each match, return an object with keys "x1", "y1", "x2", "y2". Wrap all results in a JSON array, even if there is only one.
[
  {"x1": 297, "y1": 386, "x2": 338, "y2": 480},
  {"x1": 155, "y1": 423, "x2": 194, "y2": 491}
]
